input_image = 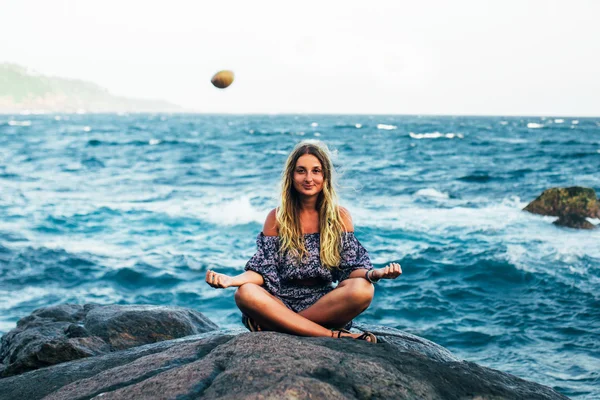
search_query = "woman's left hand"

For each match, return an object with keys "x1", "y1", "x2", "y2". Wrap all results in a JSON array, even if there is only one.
[{"x1": 373, "y1": 262, "x2": 402, "y2": 280}]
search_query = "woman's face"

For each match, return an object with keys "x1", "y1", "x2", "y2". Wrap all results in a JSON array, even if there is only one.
[{"x1": 293, "y1": 154, "x2": 324, "y2": 197}]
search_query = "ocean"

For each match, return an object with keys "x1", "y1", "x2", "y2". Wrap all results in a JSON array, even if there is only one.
[{"x1": 0, "y1": 113, "x2": 599, "y2": 398}]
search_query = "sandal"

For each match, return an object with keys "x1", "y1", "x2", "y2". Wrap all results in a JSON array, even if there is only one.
[
  {"x1": 331, "y1": 329, "x2": 377, "y2": 343},
  {"x1": 242, "y1": 315, "x2": 262, "y2": 332}
]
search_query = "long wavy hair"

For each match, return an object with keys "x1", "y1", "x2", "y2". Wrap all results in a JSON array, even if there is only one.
[{"x1": 276, "y1": 140, "x2": 348, "y2": 268}]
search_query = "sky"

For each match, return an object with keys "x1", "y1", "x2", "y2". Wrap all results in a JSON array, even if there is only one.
[{"x1": 1, "y1": 0, "x2": 599, "y2": 115}]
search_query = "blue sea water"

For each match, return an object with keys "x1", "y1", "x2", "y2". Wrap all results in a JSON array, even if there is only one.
[{"x1": 0, "y1": 113, "x2": 599, "y2": 398}]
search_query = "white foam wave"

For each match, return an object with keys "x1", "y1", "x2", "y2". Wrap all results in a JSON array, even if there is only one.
[
  {"x1": 554, "y1": 119, "x2": 564, "y2": 123},
  {"x1": 572, "y1": 120, "x2": 579, "y2": 125},
  {"x1": 527, "y1": 123, "x2": 544, "y2": 129},
  {"x1": 414, "y1": 188, "x2": 449, "y2": 199},
  {"x1": 409, "y1": 132, "x2": 464, "y2": 139},
  {"x1": 351, "y1": 196, "x2": 528, "y2": 233},
  {"x1": 201, "y1": 196, "x2": 269, "y2": 226},
  {"x1": 95, "y1": 195, "x2": 271, "y2": 227},
  {"x1": 0, "y1": 286, "x2": 51, "y2": 310},
  {"x1": 500, "y1": 121, "x2": 508, "y2": 125},
  {"x1": 350, "y1": 195, "x2": 600, "y2": 285},
  {"x1": 488, "y1": 137, "x2": 529, "y2": 144},
  {"x1": 377, "y1": 124, "x2": 397, "y2": 130},
  {"x1": 0, "y1": 286, "x2": 121, "y2": 316},
  {"x1": 8, "y1": 120, "x2": 32, "y2": 126},
  {"x1": 311, "y1": 122, "x2": 319, "y2": 127},
  {"x1": 355, "y1": 124, "x2": 362, "y2": 128},
  {"x1": 42, "y1": 238, "x2": 134, "y2": 258},
  {"x1": 505, "y1": 244, "x2": 531, "y2": 272}
]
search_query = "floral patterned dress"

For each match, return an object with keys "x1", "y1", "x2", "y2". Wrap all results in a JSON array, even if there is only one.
[{"x1": 244, "y1": 231, "x2": 373, "y2": 315}]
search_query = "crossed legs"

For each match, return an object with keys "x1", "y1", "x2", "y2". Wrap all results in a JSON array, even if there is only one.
[{"x1": 234, "y1": 278, "x2": 374, "y2": 338}]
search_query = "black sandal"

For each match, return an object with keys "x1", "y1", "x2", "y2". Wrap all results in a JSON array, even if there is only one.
[
  {"x1": 355, "y1": 332, "x2": 378, "y2": 343},
  {"x1": 331, "y1": 329, "x2": 377, "y2": 343},
  {"x1": 242, "y1": 315, "x2": 262, "y2": 332}
]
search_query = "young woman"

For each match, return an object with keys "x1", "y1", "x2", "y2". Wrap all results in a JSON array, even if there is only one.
[{"x1": 205, "y1": 140, "x2": 402, "y2": 342}]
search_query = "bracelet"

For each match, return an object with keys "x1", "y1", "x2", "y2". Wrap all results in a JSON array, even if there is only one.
[{"x1": 365, "y1": 269, "x2": 379, "y2": 283}]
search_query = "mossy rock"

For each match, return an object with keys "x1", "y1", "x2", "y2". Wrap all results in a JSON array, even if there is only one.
[{"x1": 524, "y1": 187, "x2": 599, "y2": 218}]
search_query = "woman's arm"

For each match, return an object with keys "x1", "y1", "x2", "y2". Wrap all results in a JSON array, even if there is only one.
[
  {"x1": 346, "y1": 264, "x2": 402, "y2": 281},
  {"x1": 339, "y1": 207, "x2": 402, "y2": 281},
  {"x1": 207, "y1": 208, "x2": 279, "y2": 289},
  {"x1": 206, "y1": 270, "x2": 264, "y2": 289}
]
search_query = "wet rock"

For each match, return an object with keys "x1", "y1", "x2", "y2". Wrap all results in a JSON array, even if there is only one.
[
  {"x1": 0, "y1": 304, "x2": 218, "y2": 377},
  {"x1": 0, "y1": 326, "x2": 567, "y2": 400},
  {"x1": 524, "y1": 186, "x2": 599, "y2": 229}
]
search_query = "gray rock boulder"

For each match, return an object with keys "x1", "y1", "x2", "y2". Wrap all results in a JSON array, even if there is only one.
[
  {"x1": 0, "y1": 325, "x2": 567, "y2": 400},
  {"x1": 0, "y1": 304, "x2": 218, "y2": 377}
]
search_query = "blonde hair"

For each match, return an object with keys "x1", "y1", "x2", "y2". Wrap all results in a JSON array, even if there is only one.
[{"x1": 276, "y1": 140, "x2": 348, "y2": 268}]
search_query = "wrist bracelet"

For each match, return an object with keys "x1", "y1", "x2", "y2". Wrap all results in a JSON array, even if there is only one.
[{"x1": 365, "y1": 269, "x2": 379, "y2": 283}]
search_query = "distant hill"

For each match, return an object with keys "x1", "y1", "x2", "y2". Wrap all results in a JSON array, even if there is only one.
[{"x1": 0, "y1": 63, "x2": 183, "y2": 113}]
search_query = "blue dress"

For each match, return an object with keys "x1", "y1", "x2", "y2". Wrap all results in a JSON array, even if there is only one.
[{"x1": 244, "y1": 231, "x2": 373, "y2": 314}]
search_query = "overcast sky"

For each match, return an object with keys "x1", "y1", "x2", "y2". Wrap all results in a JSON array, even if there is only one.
[{"x1": 1, "y1": 0, "x2": 599, "y2": 115}]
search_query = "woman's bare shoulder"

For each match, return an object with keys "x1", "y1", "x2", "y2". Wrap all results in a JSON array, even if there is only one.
[
  {"x1": 339, "y1": 206, "x2": 354, "y2": 232},
  {"x1": 262, "y1": 208, "x2": 279, "y2": 236}
]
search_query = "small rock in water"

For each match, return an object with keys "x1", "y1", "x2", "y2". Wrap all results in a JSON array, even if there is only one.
[{"x1": 523, "y1": 186, "x2": 599, "y2": 229}]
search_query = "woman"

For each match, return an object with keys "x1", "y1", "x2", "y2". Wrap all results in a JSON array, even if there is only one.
[{"x1": 205, "y1": 140, "x2": 402, "y2": 342}]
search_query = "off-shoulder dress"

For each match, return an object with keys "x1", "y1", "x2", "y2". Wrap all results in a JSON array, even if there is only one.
[{"x1": 243, "y1": 231, "x2": 373, "y2": 328}]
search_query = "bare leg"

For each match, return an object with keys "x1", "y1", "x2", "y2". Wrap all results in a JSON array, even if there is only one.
[
  {"x1": 235, "y1": 283, "x2": 335, "y2": 337},
  {"x1": 235, "y1": 280, "x2": 374, "y2": 339},
  {"x1": 299, "y1": 278, "x2": 374, "y2": 329}
]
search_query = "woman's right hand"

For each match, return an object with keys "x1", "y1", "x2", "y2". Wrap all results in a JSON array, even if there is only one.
[{"x1": 205, "y1": 270, "x2": 234, "y2": 289}]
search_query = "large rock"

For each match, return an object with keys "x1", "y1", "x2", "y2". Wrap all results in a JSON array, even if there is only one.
[
  {"x1": 524, "y1": 186, "x2": 599, "y2": 229},
  {"x1": 0, "y1": 325, "x2": 567, "y2": 400},
  {"x1": 0, "y1": 304, "x2": 218, "y2": 377}
]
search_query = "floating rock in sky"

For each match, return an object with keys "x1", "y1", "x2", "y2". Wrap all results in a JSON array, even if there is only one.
[{"x1": 211, "y1": 70, "x2": 235, "y2": 89}]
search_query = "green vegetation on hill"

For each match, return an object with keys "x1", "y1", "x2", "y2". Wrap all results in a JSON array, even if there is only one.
[{"x1": 0, "y1": 63, "x2": 182, "y2": 113}]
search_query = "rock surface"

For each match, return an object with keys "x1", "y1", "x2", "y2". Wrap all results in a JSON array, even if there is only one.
[
  {"x1": 0, "y1": 304, "x2": 218, "y2": 377},
  {"x1": 524, "y1": 186, "x2": 599, "y2": 229},
  {"x1": 0, "y1": 322, "x2": 567, "y2": 400}
]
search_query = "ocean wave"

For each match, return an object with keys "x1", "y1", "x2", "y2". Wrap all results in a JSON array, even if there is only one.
[
  {"x1": 458, "y1": 174, "x2": 494, "y2": 183},
  {"x1": 350, "y1": 195, "x2": 528, "y2": 233},
  {"x1": 414, "y1": 188, "x2": 450, "y2": 199},
  {"x1": 409, "y1": 132, "x2": 464, "y2": 139},
  {"x1": 7, "y1": 120, "x2": 32, "y2": 127},
  {"x1": 85, "y1": 139, "x2": 204, "y2": 148},
  {"x1": 334, "y1": 123, "x2": 363, "y2": 129},
  {"x1": 527, "y1": 123, "x2": 544, "y2": 129},
  {"x1": 90, "y1": 195, "x2": 270, "y2": 227},
  {"x1": 101, "y1": 267, "x2": 182, "y2": 288},
  {"x1": 377, "y1": 124, "x2": 397, "y2": 130}
]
